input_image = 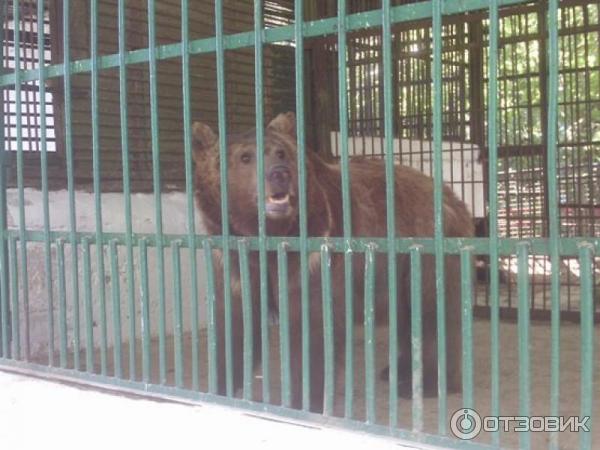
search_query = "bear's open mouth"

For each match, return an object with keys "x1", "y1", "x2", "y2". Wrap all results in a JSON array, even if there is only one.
[
  {"x1": 266, "y1": 193, "x2": 291, "y2": 217},
  {"x1": 268, "y1": 192, "x2": 289, "y2": 204}
]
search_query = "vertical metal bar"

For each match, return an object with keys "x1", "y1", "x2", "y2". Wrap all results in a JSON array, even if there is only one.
[
  {"x1": 364, "y1": 243, "x2": 377, "y2": 424},
  {"x1": 63, "y1": 0, "x2": 81, "y2": 374},
  {"x1": 0, "y1": 231, "x2": 5, "y2": 356},
  {"x1": 37, "y1": 0, "x2": 54, "y2": 367},
  {"x1": 381, "y1": 0, "x2": 398, "y2": 427},
  {"x1": 238, "y1": 239, "x2": 253, "y2": 401},
  {"x1": 109, "y1": 240, "x2": 122, "y2": 379},
  {"x1": 13, "y1": 0, "x2": 30, "y2": 361},
  {"x1": 118, "y1": 0, "x2": 136, "y2": 383},
  {"x1": 89, "y1": 0, "x2": 107, "y2": 376},
  {"x1": 82, "y1": 237, "x2": 94, "y2": 373},
  {"x1": 0, "y1": 229, "x2": 5, "y2": 358},
  {"x1": 203, "y1": 240, "x2": 218, "y2": 394},
  {"x1": 139, "y1": 238, "x2": 151, "y2": 383},
  {"x1": 546, "y1": 1, "x2": 561, "y2": 448},
  {"x1": 254, "y1": 0, "x2": 270, "y2": 405},
  {"x1": 181, "y1": 0, "x2": 200, "y2": 392},
  {"x1": 293, "y1": 0, "x2": 311, "y2": 413},
  {"x1": 517, "y1": 242, "x2": 531, "y2": 450},
  {"x1": 56, "y1": 238, "x2": 67, "y2": 368},
  {"x1": 432, "y1": 0, "x2": 447, "y2": 433},
  {"x1": 460, "y1": 246, "x2": 474, "y2": 409},
  {"x1": 337, "y1": 0, "x2": 355, "y2": 424},
  {"x1": 171, "y1": 240, "x2": 184, "y2": 388},
  {"x1": 214, "y1": 0, "x2": 234, "y2": 398},
  {"x1": 277, "y1": 242, "x2": 291, "y2": 408},
  {"x1": 97, "y1": 247, "x2": 107, "y2": 375},
  {"x1": 579, "y1": 243, "x2": 594, "y2": 450},
  {"x1": 320, "y1": 244, "x2": 334, "y2": 416},
  {"x1": 0, "y1": 223, "x2": 6, "y2": 356},
  {"x1": 8, "y1": 236, "x2": 19, "y2": 359},
  {"x1": 23, "y1": 10, "x2": 37, "y2": 155},
  {"x1": 147, "y1": 0, "x2": 167, "y2": 385},
  {"x1": 410, "y1": 244, "x2": 424, "y2": 433},
  {"x1": 0, "y1": 0, "x2": 8, "y2": 361},
  {"x1": 487, "y1": 2, "x2": 501, "y2": 446}
]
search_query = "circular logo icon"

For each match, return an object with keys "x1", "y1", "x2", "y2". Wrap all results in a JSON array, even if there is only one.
[{"x1": 450, "y1": 408, "x2": 482, "y2": 440}]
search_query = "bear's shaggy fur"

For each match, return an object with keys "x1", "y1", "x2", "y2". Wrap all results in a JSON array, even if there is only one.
[{"x1": 192, "y1": 112, "x2": 474, "y2": 412}]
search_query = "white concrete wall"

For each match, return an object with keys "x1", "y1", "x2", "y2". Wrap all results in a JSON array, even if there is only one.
[{"x1": 6, "y1": 188, "x2": 208, "y2": 359}]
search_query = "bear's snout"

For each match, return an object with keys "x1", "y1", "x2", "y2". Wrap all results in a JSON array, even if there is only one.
[{"x1": 267, "y1": 165, "x2": 291, "y2": 195}]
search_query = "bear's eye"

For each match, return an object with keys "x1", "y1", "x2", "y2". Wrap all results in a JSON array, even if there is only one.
[
  {"x1": 275, "y1": 149, "x2": 286, "y2": 160},
  {"x1": 240, "y1": 152, "x2": 252, "y2": 164}
]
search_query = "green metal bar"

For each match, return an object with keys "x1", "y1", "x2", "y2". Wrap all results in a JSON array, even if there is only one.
[
  {"x1": 460, "y1": 247, "x2": 474, "y2": 409},
  {"x1": 3, "y1": 230, "x2": 599, "y2": 257},
  {"x1": 364, "y1": 243, "x2": 377, "y2": 424},
  {"x1": 62, "y1": 0, "x2": 82, "y2": 374},
  {"x1": 97, "y1": 251, "x2": 107, "y2": 374},
  {"x1": 8, "y1": 236, "x2": 19, "y2": 360},
  {"x1": 337, "y1": 0, "x2": 355, "y2": 424},
  {"x1": 109, "y1": 240, "x2": 122, "y2": 379},
  {"x1": 517, "y1": 242, "x2": 531, "y2": 450},
  {"x1": 432, "y1": 0, "x2": 447, "y2": 433},
  {"x1": 171, "y1": 241, "x2": 184, "y2": 388},
  {"x1": 0, "y1": 0, "x2": 538, "y2": 89},
  {"x1": 118, "y1": 0, "x2": 136, "y2": 383},
  {"x1": 487, "y1": 1, "x2": 501, "y2": 446},
  {"x1": 238, "y1": 239, "x2": 253, "y2": 401},
  {"x1": 254, "y1": 0, "x2": 270, "y2": 405},
  {"x1": 139, "y1": 239, "x2": 151, "y2": 383},
  {"x1": 410, "y1": 245, "x2": 424, "y2": 433},
  {"x1": 81, "y1": 237, "x2": 94, "y2": 373},
  {"x1": 545, "y1": 1, "x2": 561, "y2": 448},
  {"x1": 320, "y1": 244, "x2": 334, "y2": 416},
  {"x1": 579, "y1": 243, "x2": 594, "y2": 450},
  {"x1": 180, "y1": 0, "x2": 200, "y2": 392},
  {"x1": 277, "y1": 242, "x2": 291, "y2": 408},
  {"x1": 0, "y1": 237, "x2": 6, "y2": 357},
  {"x1": 294, "y1": 0, "x2": 311, "y2": 413},
  {"x1": 214, "y1": 0, "x2": 234, "y2": 398},
  {"x1": 203, "y1": 240, "x2": 218, "y2": 394},
  {"x1": 381, "y1": 0, "x2": 398, "y2": 427},
  {"x1": 56, "y1": 239, "x2": 67, "y2": 368},
  {"x1": 90, "y1": 0, "x2": 107, "y2": 375},
  {"x1": 147, "y1": 0, "x2": 167, "y2": 385},
  {"x1": 0, "y1": 0, "x2": 8, "y2": 360},
  {"x1": 12, "y1": 0, "x2": 29, "y2": 361},
  {"x1": 37, "y1": 0, "x2": 54, "y2": 367}
]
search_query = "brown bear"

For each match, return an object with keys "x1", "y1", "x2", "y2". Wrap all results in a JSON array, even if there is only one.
[{"x1": 192, "y1": 112, "x2": 474, "y2": 413}]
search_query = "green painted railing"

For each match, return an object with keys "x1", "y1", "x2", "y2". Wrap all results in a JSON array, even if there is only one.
[{"x1": 0, "y1": 1, "x2": 597, "y2": 450}]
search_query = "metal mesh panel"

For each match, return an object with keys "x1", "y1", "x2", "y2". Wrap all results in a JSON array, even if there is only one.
[{"x1": 2, "y1": 0, "x2": 55, "y2": 153}]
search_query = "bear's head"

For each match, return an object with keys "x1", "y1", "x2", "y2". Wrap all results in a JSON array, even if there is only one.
[{"x1": 192, "y1": 112, "x2": 310, "y2": 236}]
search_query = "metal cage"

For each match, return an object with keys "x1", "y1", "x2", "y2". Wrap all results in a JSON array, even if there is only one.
[{"x1": 0, "y1": 1, "x2": 598, "y2": 450}]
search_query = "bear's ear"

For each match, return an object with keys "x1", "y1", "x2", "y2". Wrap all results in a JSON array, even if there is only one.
[
  {"x1": 267, "y1": 112, "x2": 296, "y2": 137},
  {"x1": 192, "y1": 121, "x2": 218, "y2": 155}
]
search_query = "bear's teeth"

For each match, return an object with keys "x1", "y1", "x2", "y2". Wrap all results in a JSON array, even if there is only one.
[{"x1": 269, "y1": 194, "x2": 289, "y2": 204}]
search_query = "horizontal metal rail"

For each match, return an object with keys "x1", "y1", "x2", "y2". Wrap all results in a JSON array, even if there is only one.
[
  {"x1": 2, "y1": 229, "x2": 597, "y2": 256},
  {"x1": 0, "y1": 0, "x2": 532, "y2": 88}
]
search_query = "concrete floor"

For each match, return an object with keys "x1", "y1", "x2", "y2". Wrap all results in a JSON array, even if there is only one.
[
  {"x1": 31, "y1": 317, "x2": 600, "y2": 450},
  {"x1": 0, "y1": 370, "x2": 431, "y2": 450}
]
